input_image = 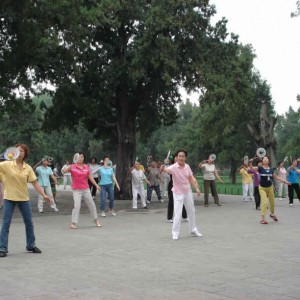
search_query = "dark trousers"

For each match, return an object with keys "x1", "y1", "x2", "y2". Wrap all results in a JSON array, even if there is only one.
[
  {"x1": 167, "y1": 182, "x2": 187, "y2": 220},
  {"x1": 288, "y1": 183, "x2": 300, "y2": 204},
  {"x1": 254, "y1": 186, "x2": 261, "y2": 209},
  {"x1": 204, "y1": 180, "x2": 219, "y2": 204},
  {"x1": 88, "y1": 177, "x2": 99, "y2": 197},
  {"x1": 147, "y1": 184, "x2": 162, "y2": 201}
]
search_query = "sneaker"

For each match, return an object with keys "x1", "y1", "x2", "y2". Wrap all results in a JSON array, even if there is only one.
[
  {"x1": 270, "y1": 214, "x2": 278, "y2": 222},
  {"x1": 101, "y1": 211, "x2": 106, "y2": 217},
  {"x1": 0, "y1": 251, "x2": 7, "y2": 257},
  {"x1": 147, "y1": 200, "x2": 151, "y2": 204},
  {"x1": 38, "y1": 210, "x2": 43, "y2": 213},
  {"x1": 94, "y1": 219, "x2": 101, "y2": 227},
  {"x1": 182, "y1": 218, "x2": 189, "y2": 222},
  {"x1": 27, "y1": 246, "x2": 42, "y2": 253},
  {"x1": 243, "y1": 199, "x2": 249, "y2": 202},
  {"x1": 173, "y1": 235, "x2": 178, "y2": 240},
  {"x1": 143, "y1": 206, "x2": 148, "y2": 209},
  {"x1": 191, "y1": 230, "x2": 203, "y2": 237},
  {"x1": 159, "y1": 199, "x2": 164, "y2": 203},
  {"x1": 167, "y1": 219, "x2": 173, "y2": 223},
  {"x1": 110, "y1": 210, "x2": 116, "y2": 216},
  {"x1": 204, "y1": 204, "x2": 209, "y2": 207},
  {"x1": 51, "y1": 205, "x2": 59, "y2": 212},
  {"x1": 289, "y1": 203, "x2": 293, "y2": 206}
]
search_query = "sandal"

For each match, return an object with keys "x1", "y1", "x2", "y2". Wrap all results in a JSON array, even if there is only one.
[
  {"x1": 260, "y1": 219, "x2": 268, "y2": 224},
  {"x1": 270, "y1": 214, "x2": 278, "y2": 222},
  {"x1": 94, "y1": 220, "x2": 102, "y2": 227},
  {"x1": 70, "y1": 223, "x2": 78, "y2": 229}
]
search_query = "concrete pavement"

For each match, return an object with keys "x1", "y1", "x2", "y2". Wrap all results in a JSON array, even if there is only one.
[{"x1": 1, "y1": 187, "x2": 300, "y2": 299}]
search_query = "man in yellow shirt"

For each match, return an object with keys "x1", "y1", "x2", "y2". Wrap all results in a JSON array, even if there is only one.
[
  {"x1": 239, "y1": 162, "x2": 254, "y2": 202},
  {"x1": 0, "y1": 144, "x2": 51, "y2": 258}
]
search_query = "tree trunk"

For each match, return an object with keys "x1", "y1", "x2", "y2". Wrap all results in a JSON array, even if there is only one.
[
  {"x1": 247, "y1": 102, "x2": 277, "y2": 167},
  {"x1": 229, "y1": 158, "x2": 238, "y2": 184},
  {"x1": 115, "y1": 99, "x2": 136, "y2": 199}
]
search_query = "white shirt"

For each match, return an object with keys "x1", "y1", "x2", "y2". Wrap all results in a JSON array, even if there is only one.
[
  {"x1": 202, "y1": 163, "x2": 216, "y2": 180},
  {"x1": 132, "y1": 169, "x2": 146, "y2": 186}
]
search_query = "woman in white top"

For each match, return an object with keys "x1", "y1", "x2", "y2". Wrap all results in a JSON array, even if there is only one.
[
  {"x1": 276, "y1": 161, "x2": 288, "y2": 198},
  {"x1": 198, "y1": 156, "x2": 223, "y2": 207}
]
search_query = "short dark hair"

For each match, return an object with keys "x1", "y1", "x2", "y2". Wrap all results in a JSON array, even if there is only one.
[
  {"x1": 78, "y1": 152, "x2": 85, "y2": 162},
  {"x1": 174, "y1": 149, "x2": 188, "y2": 157},
  {"x1": 91, "y1": 157, "x2": 97, "y2": 163}
]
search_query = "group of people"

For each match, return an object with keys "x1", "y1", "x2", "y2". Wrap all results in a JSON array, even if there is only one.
[{"x1": 0, "y1": 143, "x2": 299, "y2": 257}]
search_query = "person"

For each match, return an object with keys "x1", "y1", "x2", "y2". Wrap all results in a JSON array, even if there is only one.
[
  {"x1": 146, "y1": 161, "x2": 163, "y2": 204},
  {"x1": 0, "y1": 144, "x2": 52, "y2": 257},
  {"x1": 286, "y1": 159, "x2": 300, "y2": 205},
  {"x1": 131, "y1": 161, "x2": 151, "y2": 209},
  {"x1": 167, "y1": 155, "x2": 188, "y2": 223},
  {"x1": 249, "y1": 156, "x2": 290, "y2": 224},
  {"x1": 33, "y1": 158, "x2": 59, "y2": 213},
  {"x1": 88, "y1": 157, "x2": 100, "y2": 199},
  {"x1": 62, "y1": 152, "x2": 101, "y2": 229},
  {"x1": 50, "y1": 164, "x2": 58, "y2": 203},
  {"x1": 98, "y1": 156, "x2": 120, "y2": 217},
  {"x1": 276, "y1": 161, "x2": 288, "y2": 199},
  {"x1": 247, "y1": 159, "x2": 262, "y2": 210},
  {"x1": 239, "y1": 161, "x2": 254, "y2": 202},
  {"x1": 0, "y1": 171, "x2": 3, "y2": 209},
  {"x1": 163, "y1": 149, "x2": 202, "y2": 240},
  {"x1": 61, "y1": 161, "x2": 72, "y2": 189},
  {"x1": 198, "y1": 156, "x2": 223, "y2": 207},
  {"x1": 161, "y1": 158, "x2": 171, "y2": 197}
]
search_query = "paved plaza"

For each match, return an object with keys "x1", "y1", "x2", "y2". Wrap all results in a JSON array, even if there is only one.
[{"x1": 1, "y1": 186, "x2": 300, "y2": 300}]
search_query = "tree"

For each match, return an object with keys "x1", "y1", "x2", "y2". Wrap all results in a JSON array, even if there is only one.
[
  {"x1": 291, "y1": 1, "x2": 300, "y2": 17},
  {"x1": 0, "y1": 1, "x2": 239, "y2": 197}
]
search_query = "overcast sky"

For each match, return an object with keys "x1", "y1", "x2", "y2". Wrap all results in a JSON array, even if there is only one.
[
  {"x1": 213, "y1": 0, "x2": 300, "y2": 114},
  {"x1": 183, "y1": 0, "x2": 300, "y2": 115}
]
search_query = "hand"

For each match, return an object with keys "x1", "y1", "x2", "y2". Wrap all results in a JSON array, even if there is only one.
[
  {"x1": 196, "y1": 188, "x2": 201, "y2": 197},
  {"x1": 286, "y1": 181, "x2": 291, "y2": 185},
  {"x1": 43, "y1": 195, "x2": 51, "y2": 203},
  {"x1": 96, "y1": 186, "x2": 101, "y2": 191}
]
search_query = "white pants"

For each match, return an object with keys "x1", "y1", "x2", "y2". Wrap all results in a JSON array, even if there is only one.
[
  {"x1": 277, "y1": 181, "x2": 288, "y2": 197},
  {"x1": 37, "y1": 186, "x2": 57, "y2": 212},
  {"x1": 172, "y1": 191, "x2": 198, "y2": 238},
  {"x1": 63, "y1": 175, "x2": 72, "y2": 188},
  {"x1": 242, "y1": 183, "x2": 254, "y2": 200},
  {"x1": 161, "y1": 176, "x2": 170, "y2": 197},
  {"x1": 72, "y1": 189, "x2": 98, "y2": 224},
  {"x1": 132, "y1": 184, "x2": 146, "y2": 209}
]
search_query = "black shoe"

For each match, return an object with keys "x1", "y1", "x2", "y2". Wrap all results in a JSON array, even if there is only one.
[
  {"x1": 143, "y1": 206, "x2": 148, "y2": 209},
  {"x1": 27, "y1": 247, "x2": 42, "y2": 253},
  {"x1": 0, "y1": 251, "x2": 7, "y2": 257}
]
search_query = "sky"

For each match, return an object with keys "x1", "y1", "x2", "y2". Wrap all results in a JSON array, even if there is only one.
[{"x1": 183, "y1": 0, "x2": 300, "y2": 115}]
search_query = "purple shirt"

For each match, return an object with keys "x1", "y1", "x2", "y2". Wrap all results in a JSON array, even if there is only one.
[{"x1": 248, "y1": 169, "x2": 260, "y2": 187}]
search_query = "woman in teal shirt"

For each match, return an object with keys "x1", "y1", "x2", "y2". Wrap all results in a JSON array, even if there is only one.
[
  {"x1": 98, "y1": 157, "x2": 120, "y2": 217},
  {"x1": 287, "y1": 159, "x2": 300, "y2": 205}
]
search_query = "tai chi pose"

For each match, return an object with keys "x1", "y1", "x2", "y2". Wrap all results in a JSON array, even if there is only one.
[
  {"x1": 98, "y1": 156, "x2": 120, "y2": 217},
  {"x1": 167, "y1": 155, "x2": 187, "y2": 223},
  {"x1": 164, "y1": 149, "x2": 202, "y2": 240},
  {"x1": 33, "y1": 158, "x2": 59, "y2": 213},
  {"x1": 249, "y1": 156, "x2": 290, "y2": 224},
  {"x1": 0, "y1": 144, "x2": 52, "y2": 257},
  {"x1": 131, "y1": 161, "x2": 151, "y2": 209},
  {"x1": 62, "y1": 153, "x2": 101, "y2": 229},
  {"x1": 239, "y1": 162, "x2": 254, "y2": 202},
  {"x1": 146, "y1": 161, "x2": 163, "y2": 203},
  {"x1": 198, "y1": 156, "x2": 223, "y2": 207},
  {"x1": 287, "y1": 159, "x2": 300, "y2": 205},
  {"x1": 276, "y1": 161, "x2": 288, "y2": 198},
  {"x1": 62, "y1": 161, "x2": 72, "y2": 189},
  {"x1": 248, "y1": 159, "x2": 262, "y2": 210},
  {"x1": 88, "y1": 157, "x2": 100, "y2": 199}
]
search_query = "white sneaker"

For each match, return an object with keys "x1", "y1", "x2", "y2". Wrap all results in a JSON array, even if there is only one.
[
  {"x1": 173, "y1": 235, "x2": 178, "y2": 240},
  {"x1": 182, "y1": 218, "x2": 189, "y2": 222},
  {"x1": 110, "y1": 210, "x2": 116, "y2": 216},
  {"x1": 51, "y1": 205, "x2": 59, "y2": 212},
  {"x1": 101, "y1": 211, "x2": 106, "y2": 217},
  {"x1": 167, "y1": 219, "x2": 173, "y2": 223},
  {"x1": 159, "y1": 199, "x2": 164, "y2": 203},
  {"x1": 147, "y1": 200, "x2": 151, "y2": 204},
  {"x1": 191, "y1": 230, "x2": 203, "y2": 237},
  {"x1": 289, "y1": 203, "x2": 293, "y2": 206}
]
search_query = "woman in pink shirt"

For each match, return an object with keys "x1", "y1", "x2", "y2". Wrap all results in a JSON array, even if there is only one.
[
  {"x1": 62, "y1": 153, "x2": 101, "y2": 229},
  {"x1": 164, "y1": 149, "x2": 202, "y2": 240},
  {"x1": 276, "y1": 161, "x2": 288, "y2": 199}
]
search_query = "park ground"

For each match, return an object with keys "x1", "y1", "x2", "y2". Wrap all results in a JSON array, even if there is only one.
[{"x1": 0, "y1": 186, "x2": 300, "y2": 300}]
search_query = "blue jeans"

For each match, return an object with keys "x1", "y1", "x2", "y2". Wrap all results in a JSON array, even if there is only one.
[
  {"x1": 0, "y1": 200, "x2": 36, "y2": 253},
  {"x1": 100, "y1": 184, "x2": 114, "y2": 211}
]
